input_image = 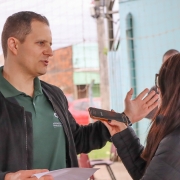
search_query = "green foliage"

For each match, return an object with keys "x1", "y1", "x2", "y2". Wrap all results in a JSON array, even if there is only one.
[
  {"x1": 88, "y1": 142, "x2": 111, "y2": 160},
  {"x1": 103, "y1": 47, "x2": 108, "y2": 55}
]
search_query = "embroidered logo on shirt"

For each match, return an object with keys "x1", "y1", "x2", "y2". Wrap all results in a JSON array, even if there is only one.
[
  {"x1": 53, "y1": 122, "x2": 62, "y2": 128},
  {"x1": 54, "y1": 113, "x2": 59, "y2": 118},
  {"x1": 53, "y1": 113, "x2": 62, "y2": 128}
]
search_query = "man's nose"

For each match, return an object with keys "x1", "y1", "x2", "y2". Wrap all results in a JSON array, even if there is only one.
[{"x1": 44, "y1": 45, "x2": 53, "y2": 57}]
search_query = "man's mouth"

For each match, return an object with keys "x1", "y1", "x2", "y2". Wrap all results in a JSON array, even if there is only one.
[{"x1": 41, "y1": 60, "x2": 49, "y2": 66}]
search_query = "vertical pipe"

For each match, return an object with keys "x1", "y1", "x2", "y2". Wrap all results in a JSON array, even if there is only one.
[{"x1": 126, "y1": 13, "x2": 138, "y2": 135}]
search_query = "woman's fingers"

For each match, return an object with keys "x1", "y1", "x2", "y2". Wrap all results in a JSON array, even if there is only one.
[
  {"x1": 143, "y1": 90, "x2": 156, "y2": 102},
  {"x1": 148, "y1": 98, "x2": 159, "y2": 112},
  {"x1": 146, "y1": 94, "x2": 159, "y2": 106},
  {"x1": 136, "y1": 88, "x2": 149, "y2": 100}
]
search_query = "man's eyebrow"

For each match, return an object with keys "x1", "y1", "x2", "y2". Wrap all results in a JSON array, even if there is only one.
[{"x1": 37, "y1": 40, "x2": 52, "y2": 46}]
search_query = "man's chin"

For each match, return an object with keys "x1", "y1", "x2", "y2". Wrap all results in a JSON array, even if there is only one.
[{"x1": 37, "y1": 71, "x2": 47, "y2": 77}]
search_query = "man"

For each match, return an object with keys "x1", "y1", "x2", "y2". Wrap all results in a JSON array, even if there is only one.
[
  {"x1": 0, "y1": 11, "x2": 158, "y2": 180},
  {"x1": 145, "y1": 49, "x2": 179, "y2": 119},
  {"x1": 162, "y1": 49, "x2": 179, "y2": 63}
]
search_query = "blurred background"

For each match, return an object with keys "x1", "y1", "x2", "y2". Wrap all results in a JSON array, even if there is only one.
[{"x1": 0, "y1": 0, "x2": 179, "y2": 179}]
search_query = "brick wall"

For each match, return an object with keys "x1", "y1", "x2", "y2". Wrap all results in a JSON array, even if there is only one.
[{"x1": 40, "y1": 46, "x2": 74, "y2": 94}]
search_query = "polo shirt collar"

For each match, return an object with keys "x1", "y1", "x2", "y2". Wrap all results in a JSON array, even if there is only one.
[
  {"x1": 34, "y1": 77, "x2": 43, "y2": 96},
  {"x1": 0, "y1": 66, "x2": 43, "y2": 98}
]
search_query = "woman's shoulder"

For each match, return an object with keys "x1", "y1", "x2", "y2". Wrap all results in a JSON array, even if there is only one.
[
  {"x1": 162, "y1": 128, "x2": 180, "y2": 141},
  {"x1": 156, "y1": 128, "x2": 180, "y2": 155}
]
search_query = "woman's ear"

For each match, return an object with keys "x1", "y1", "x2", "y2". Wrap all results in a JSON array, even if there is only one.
[{"x1": 7, "y1": 37, "x2": 19, "y2": 55}]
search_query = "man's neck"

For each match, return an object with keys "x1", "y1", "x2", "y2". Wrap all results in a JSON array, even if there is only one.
[{"x1": 2, "y1": 66, "x2": 35, "y2": 97}]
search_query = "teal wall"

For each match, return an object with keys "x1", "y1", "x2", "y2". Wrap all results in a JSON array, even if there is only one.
[{"x1": 109, "y1": 0, "x2": 180, "y2": 143}]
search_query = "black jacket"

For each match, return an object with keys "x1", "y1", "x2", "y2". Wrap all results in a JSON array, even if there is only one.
[
  {"x1": 0, "y1": 81, "x2": 111, "y2": 180},
  {"x1": 112, "y1": 127, "x2": 180, "y2": 180}
]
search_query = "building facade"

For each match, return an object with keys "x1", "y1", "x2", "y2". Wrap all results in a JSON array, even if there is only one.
[{"x1": 73, "y1": 43, "x2": 100, "y2": 99}]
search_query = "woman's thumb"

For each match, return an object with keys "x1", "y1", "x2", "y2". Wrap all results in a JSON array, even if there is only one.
[{"x1": 125, "y1": 88, "x2": 133, "y2": 102}]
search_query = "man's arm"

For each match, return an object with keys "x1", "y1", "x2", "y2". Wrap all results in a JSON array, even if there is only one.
[
  {"x1": 67, "y1": 110, "x2": 111, "y2": 154},
  {"x1": 0, "y1": 172, "x2": 8, "y2": 180}
]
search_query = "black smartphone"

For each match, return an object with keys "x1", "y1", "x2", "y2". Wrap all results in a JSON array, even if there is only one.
[{"x1": 88, "y1": 107, "x2": 127, "y2": 124}]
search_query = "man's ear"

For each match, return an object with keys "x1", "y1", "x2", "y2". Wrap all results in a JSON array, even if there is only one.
[{"x1": 7, "y1": 37, "x2": 19, "y2": 55}]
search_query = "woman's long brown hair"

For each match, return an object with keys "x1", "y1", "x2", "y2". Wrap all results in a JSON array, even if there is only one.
[{"x1": 141, "y1": 53, "x2": 180, "y2": 168}]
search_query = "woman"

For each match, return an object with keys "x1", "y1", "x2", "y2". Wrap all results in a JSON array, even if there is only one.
[{"x1": 104, "y1": 53, "x2": 180, "y2": 180}]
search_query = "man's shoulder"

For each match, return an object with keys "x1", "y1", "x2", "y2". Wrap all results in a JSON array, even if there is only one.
[
  {"x1": 40, "y1": 80, "x2": 68, "y2": 106},
  {"x1": 40, "y1": 80, "x2": 63, "y2": 93}
]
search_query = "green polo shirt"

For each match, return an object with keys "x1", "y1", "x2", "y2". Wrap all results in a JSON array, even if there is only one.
[{"x1": 0, "y1": 67, "x2": 66, "y2": 170}]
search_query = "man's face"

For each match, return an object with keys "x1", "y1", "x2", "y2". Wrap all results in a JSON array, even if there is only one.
[{"x1": 16, "y1": 20, "x2": 53, "y2": 77}]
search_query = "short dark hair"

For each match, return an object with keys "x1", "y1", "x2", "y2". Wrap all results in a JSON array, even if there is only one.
[
  {"x1": 162, "y1": 49, "x2": 179, "y2": 62},
  {"x1": 1, "y1": 11, "x2": 49, "y2": 58}
]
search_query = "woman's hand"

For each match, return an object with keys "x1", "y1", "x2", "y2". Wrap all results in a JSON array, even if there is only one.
[
  {"x1": 102, "y1": 119, "x2": 127, "y2": 136},
  {"x1": 102, "y1": 88, "x2": 159, "y2": 136},
  {"x1": 124, "y1": 88, "x2": 159, "y2": 123}
]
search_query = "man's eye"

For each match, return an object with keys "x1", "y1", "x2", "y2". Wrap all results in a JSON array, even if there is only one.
[{"x1": 38, "y1": 41, "x2": 45, "y2": 45}]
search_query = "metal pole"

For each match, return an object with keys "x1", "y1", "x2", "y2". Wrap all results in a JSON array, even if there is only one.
[{"x1": 94, "y1": 0, "x2": 110, "y2": 110}]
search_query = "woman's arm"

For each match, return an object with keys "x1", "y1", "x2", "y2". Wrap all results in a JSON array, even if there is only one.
[
  {"x1": 101, "y1": 88, "x2": 159, "y2": 180},
  {"x1": 112, "y1": 126, "x2": 146, "y2": 180}
]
